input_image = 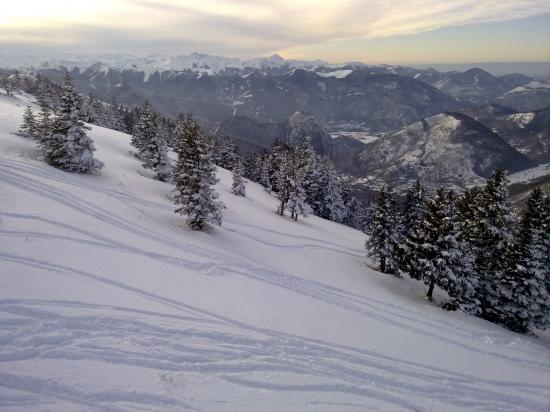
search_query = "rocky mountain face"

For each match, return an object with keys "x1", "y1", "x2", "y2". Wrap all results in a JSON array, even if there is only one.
[
  {"x1": 216, "y1": 111, "x2": 365, "y2": 164},
  {"x1": 347, "y1": 112, "x2": 533, "y2": 190},
  {"x1": 464, "y1": 105, "x2": 550, "y2": 163},
  {"x1": 36, "y1": 65, "x2": 458, "y2": 134},
  {"x1": 495, "y1": 82, "x2": 550, "y2": 112}
]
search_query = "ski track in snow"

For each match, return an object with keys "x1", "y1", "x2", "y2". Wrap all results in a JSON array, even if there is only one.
[
  {"x1": 2, "y1": 160, "x2": 548, "y2": 368},
  {"x1": 1, "y1": 149, "x2": 550, "y2": 410}
]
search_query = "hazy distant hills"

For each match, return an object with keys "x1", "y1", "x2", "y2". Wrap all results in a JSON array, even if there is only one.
[{"x1": 349, "y1": 112, "x2": 534, "y2": 189}]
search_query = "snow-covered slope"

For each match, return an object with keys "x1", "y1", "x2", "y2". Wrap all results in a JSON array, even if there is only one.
[{"x1": 1, "y1": 94, "x2": 550, "y2": 411}]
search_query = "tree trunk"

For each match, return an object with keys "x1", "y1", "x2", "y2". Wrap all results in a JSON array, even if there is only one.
[{"x1": 427, "y1": 279, "x2": 435, "y2": 301}]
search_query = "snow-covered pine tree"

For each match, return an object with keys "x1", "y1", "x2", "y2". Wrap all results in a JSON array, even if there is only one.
[
  {"x1": 155, "y1": 121, "x2": 173, "y2": 182},
  {"x1": 259, "y1": 155, "x2": 272, "y2": 193},
  {"x1": 476, "y1": 170, "x2": 517, "y2": 321},
  {"x1": 275, "y1": 149, "x2": 293, "y2": 216},
  {"x1": 341, "y1": 182, "x2": 360, "y2": 228},
  {"x1": 400, "y1": 181, "x2": 428, "y2": 280},
  {"x1": 288, "y1": 171, "x2": 307, "y2": 221},
  {"x1": 494, "y1": 187, "x2": 549, "y2": 332},
  {"x1": 40, "y1": 73, "x2": 103, "y2": 173},
  {"x1": 173, "y1": 115, "x2": 223, "y2": 231},
  {"x1": 269, "y1": 138, "x2": 288, "y2": 192},
  {"x1": 19, "y1": 105, "x2": 37, "y2": 138},
  {"x1": 231, "y1": 158, "x2": 247, "y2": 197},
  {"x1": 365, "y1": 187, "x2": 402, "y2": 276},
  {"x1": 541, "y1": 193, "x2": 550, "y2": 328},
  {"x1": 303, "y1": 155, "x2": 322, "y2": 214},
  {"x1": 131, "y1": 101, "x2": 158, "y2": 165},
  {"x1": 439, "y1": 191, "x2": 479, "y2": 313},
  {"x1": 418, "y1": 187, "x2": 448, "y2": 300},
  {"x1": 36, "y1": 101, "x2": 52, "y2": 144},
  {"x1": 318, "y1": 159, "x2": 346, "y2": 222},
  {"x1": 216, "y1": 136, "x2": 238, "y2": 170}
]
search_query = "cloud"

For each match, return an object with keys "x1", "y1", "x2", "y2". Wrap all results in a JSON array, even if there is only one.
[{"x1": 1, "y1": 0, "x2": 549, "y2": 57}]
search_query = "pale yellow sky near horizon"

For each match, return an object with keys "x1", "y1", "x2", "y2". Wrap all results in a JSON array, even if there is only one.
[{"x1": 1, "y1": 0, "x2": 549, "y2": 64}]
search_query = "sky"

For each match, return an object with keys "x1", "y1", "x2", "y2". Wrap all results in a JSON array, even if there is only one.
[{"x1": 1, "y1": 0, "x2": 549, "y2": 64}]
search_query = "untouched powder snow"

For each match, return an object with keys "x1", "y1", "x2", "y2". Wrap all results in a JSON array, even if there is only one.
[{"x1": 1, "y1": 94, "x2": 550, "y2": 411}]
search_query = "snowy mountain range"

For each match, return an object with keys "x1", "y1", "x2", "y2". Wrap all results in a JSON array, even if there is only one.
[
  {"x1": 1, "y1": 92, "x2": 550, "y2": 411},
  {"x1": 0, "y1": 52, "x2": 328, "y2": 75},
  {"x1": 2, "y1": 52, "x2": 549, "y2": 193}
]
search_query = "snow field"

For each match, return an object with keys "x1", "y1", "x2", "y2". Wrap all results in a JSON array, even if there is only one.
[{"x1": 1, "y1": 94, "x2": 549, "y2": 411}]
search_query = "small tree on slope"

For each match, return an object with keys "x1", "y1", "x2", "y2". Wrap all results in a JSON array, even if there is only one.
[
  {"x1": 19, "y1": 105, "x2": 37, "y2": 138},
  {"x1": 40, "y1": 73, "x2": 103, "y2": 173},
  {"x1": 231, "y1": 158, "x2": 247, "y2": 197},
  {"x1": 173, "y1": 116, "x2": 223, "y2": 231}
]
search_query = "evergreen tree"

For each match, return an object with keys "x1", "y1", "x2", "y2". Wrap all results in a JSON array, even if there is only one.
[
  {"x1": 40, "y1": 74, "x2": 103, "y2": 173},
  {"x1": 478, "y1": 170, "x2": 517, "y2": 321},
  {"x1": 275, "y1": 149, "x2": 293, "y2": 215},
  {"x1": 173, "y1": 116, "x2": 223, "y2": 231},
  {"x1": 36, "y1": 102, "x2": 52, "y2": 145},
  {"x1": 419, "y1": 188, "x2": 479, "y2": 305},
  {"x1": 400, "y1": 181, "x2": 428, "y2": 280},
  {"x1": 365, "y1": 187, "x2": 402, "y2": 275},
  {"x1": 231, "y1": 158, "x2": 247, "y2": 197},
  {"x1": 288, "y1": 173, "x2": 307, "y2": 221},
  {"x1": 216, "y1": 136, "x2": 238, "y2": 170},
  {"x1": 341, "y1": 183, "x2": 360, "y2": 228},
  {"x1": 443, "y1": 191, "x2": 480, "y2": 314},
  {"x1": 318, "y1": 159, "x2": 346, "y2": 222},
  {"x1": 494, "y1": 188, "x2": 549, "y2": 332},
  {"x1": 540, "y1": 193, "x2": 550, "y2": 328},
  {"x1": 155, "y1": 122, "x2": 173, "y2": 182},
  {"x1": 131, "y1": 101, "x2": 158, "y2": 165},
  {"x1": 19, "y1": 105, "x2": 37, "y2": 138},
  {"x1": 259, "y1": 155, "x2": 272, "y2": 193}
]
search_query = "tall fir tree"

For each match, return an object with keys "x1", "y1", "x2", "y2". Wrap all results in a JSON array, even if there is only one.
[
  {"x1": 288, "y1": 173, "x2": 308, "y2": 221},
  {"x1": 216, "y1": 136, "x2": 239, "y2": 170},
  {"x1": 400, "y1": 181, "x2": 428, "y2": 280},
  {"x1": 131, "y1": 101, "x2": 158, "y2": 166},
  {"x1": 40, "y1": 73, "x2": 103, "y2": 173},
  {"x1": 154, "y1": 121, "x2": 173, "y2": 182},
  {"x1": 19, "y1": 105, "x2": 37, "y2": 138},
  {"x1": 259, "y1": 155, "x2": 272, "y2": 193},
  {"x1": 36, "y1": 101, "x2": 52, "y2": 145},
  {"x1": 419, "y1": 188, "x2": 478, "y2": 305},
  {"x1": 275, "y1": 149, "x2": 293, "y2": 216},
  {"x1": 458, "y1": 171, "x2": 516, "y2": 321},
  {"x1": 365, "y1": 187, "x2": 403, "y2": 276},
  {"x1": 231, "y1": 158, "x2": 247, "y2": 197},
  {"x1": 341, "y1": 183, "x2": 360, "y2": 228},
  {"x1": 319, "y1": 160, "x2": 346, "y2": 222},
  {"x1": 494, "y1": 187, "x2": 549, "y2": 332},
  {"x1": 173, "y1": 116, "x2": 223, "y2": 231}
]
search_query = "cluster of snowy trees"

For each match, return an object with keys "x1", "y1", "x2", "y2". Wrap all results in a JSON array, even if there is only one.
[
  {"x1": 9, "y1": 70, "x2": 133, "y2": 134},
  {"x1": 130, "y1": 100, "x2": 173, "y2": 182},
  {"x1": 229, "y1": 137, "x2": 359, "y2": 224},
  {"x1": 19, "y1": 73, "x2": 103, "y2": 173},
  {"x1": 365, "y1": 171, "x2": 550, "y2": 333}
]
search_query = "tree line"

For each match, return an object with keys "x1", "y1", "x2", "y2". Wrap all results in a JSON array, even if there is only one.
[{"x1": 365, "y1": 174, "x2": 550, "y2": 333}]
